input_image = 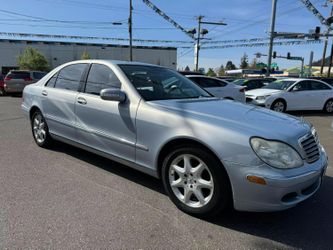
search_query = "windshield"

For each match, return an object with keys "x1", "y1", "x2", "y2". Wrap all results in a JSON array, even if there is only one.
[
  {"x1": 119, "y1": 65, "x2": 211, "y2": 101},
  {"x1": 263, "y1": 80, "x2": 296, "y2": 90},
  {"x1": 232, "y1": 79, "x2": 246, "y2": 85}
]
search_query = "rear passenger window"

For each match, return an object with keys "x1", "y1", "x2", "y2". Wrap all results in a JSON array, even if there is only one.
[
  {"x1": 55, "y1": 64, "x2": 86, "y2": 91},
  {"x1": 310, "y1": 81, "x2": 331, "y2": 90},
  {"x1": 85, "y1": 64, "x2": 121, "y2": 95}
]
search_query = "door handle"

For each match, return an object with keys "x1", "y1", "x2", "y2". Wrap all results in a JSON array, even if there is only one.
[
  {"x1": 42, "y1": 90, "x2": 48, "y2": 96},
  {"x1": 77, "y1": 97, "x2": 87, "y2": 105}
]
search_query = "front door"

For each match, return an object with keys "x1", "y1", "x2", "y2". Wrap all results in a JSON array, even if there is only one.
[{"x1": 75, "y1": 63, "x2": 137, "y2": 162}]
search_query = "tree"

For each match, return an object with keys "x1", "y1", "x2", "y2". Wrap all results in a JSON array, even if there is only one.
[
  {"x1": 17, "y1": 47, "x2": 49, "y2": 71},
  {"x1": 225, "y1": 61, "x2": 236, "y2": 70},
  {"x1": 218, "y1": 64, "x2": 225, "y2": 76},
  {"x1": 249, "y1": 58, "x2": 258, "y2": 69},
  {"x1": 184, "y1": 65, "x2": 190, "y2": 71},
  {"x1": 206, "y1": 68, "x2": 216, "y2": 77},
  {"x1": 81, "y1": 50, "x2": 91, "y2": 60},
  {"x1": 240, "y1": 53, "x2": 249, "y2": 69}
]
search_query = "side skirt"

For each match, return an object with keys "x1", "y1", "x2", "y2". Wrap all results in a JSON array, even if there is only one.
[{"x1": 50, "y1": 133, "x2": 159, "y2": 178}]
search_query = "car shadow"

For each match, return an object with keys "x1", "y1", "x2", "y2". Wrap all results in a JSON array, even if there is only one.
[
  {"x1": 51, "y1": 142, "x2": 165, "y2": 194},
  {"x1": 51, "y1": 142, "x2": 333, "y2": 249}
]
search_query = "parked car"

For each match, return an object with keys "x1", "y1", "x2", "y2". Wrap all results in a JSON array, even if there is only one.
[
  {"x1": 4, "y1": 70, "x2": 47, "y2": 94},
  {"x1": 22, "y1": 60, "x2": 328, "y2": 216},
  {"x1": 0, "y1": 74, "x2": 4, "y2": 96},
  {"x1": 233, "y1": 78, "x2": 276, "y2": 90},
  {"x1": 185, "y1": 75, "x2": 245, "y2": 103},
  {"x1": 246, "y1": 78, "x2": 333, "y2": 113},
  {"x1": 178, "y1": 71, "x2": 204, "y2": 76}
]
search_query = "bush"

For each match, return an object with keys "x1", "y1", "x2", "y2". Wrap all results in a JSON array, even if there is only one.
[{"x1": 17, "y1": 47, "x2": 49, "y2": 71}]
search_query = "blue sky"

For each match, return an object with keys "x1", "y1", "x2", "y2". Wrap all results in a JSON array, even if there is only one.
[{"x1": 0, "y1": 0, "x2": 332, "y2": 70}]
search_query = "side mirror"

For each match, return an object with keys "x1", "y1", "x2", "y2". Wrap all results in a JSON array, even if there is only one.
[{"x1": 100, "y1": 88, "x2": 127, "y2": 103}]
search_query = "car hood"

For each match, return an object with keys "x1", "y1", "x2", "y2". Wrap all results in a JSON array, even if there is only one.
[
  {"x1": 150, "y1": 98, "x2": 311, "y2": 140},
  {"x1": 245, "y1": 88, "x2": 284, "y2": 97}
]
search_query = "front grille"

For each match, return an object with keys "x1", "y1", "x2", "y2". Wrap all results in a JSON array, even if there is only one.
[{"x1": 300, "y1": 133, "x2": 320, "y2": 163}]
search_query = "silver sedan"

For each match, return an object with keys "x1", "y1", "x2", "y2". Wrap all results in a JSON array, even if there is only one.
[{"x1": 22, "y1": 60, "x2": 328, "y2": 216}]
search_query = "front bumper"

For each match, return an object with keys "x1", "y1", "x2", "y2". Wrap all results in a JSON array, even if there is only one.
[
  {"x1": 246, "y1": 97, "x2": 266, "y2": 107},
  {"x1": 225, "y1": 145, "x2": 328, "y2": 212}
]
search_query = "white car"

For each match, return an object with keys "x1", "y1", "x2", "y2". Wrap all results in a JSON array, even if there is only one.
[
  {"x1": 246, "y1": 78, "x2": 333, "y2": 113},
  {"x1": 186, "y1": 75, "x2": 245, "y2": 103}
]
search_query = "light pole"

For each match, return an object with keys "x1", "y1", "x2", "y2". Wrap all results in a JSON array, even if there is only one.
[
  {"x1": 129, "y1": 0, "x2": 133, "y2": 61},
  {"x1": 267, "y1": 0, "x2": 277, "y2": 76},
  {"x1": 321, "y1": 2, "x2": 333, "y2": 74}
]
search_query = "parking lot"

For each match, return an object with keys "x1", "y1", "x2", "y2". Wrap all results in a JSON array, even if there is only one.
[{"x1": 0, "y1": 96, "x2": 333, "y2": 249}]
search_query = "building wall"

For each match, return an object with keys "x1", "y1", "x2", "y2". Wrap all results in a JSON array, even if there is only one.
[{"x1": 0, "y1": 40, "x2": 177, "y2": 74}]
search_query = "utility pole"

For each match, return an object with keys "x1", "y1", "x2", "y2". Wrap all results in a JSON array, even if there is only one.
[
  {"x1": 129, "y1": 0, "x2": 133, "y2": 61},
  {"x1": 195, "y1": 16, "x2": 203, "y2": 72},
  {"x1": 194, "y1": 16, "x2": 226, "y2": 71},
  {"x1": 267, "y1": 0, "x2": 278, "y2": 76},
  {"x1": 320, "y1": 4, "x2": 333, "y2": 74}
]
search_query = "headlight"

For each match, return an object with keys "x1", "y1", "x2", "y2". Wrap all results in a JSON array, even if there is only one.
[
  {"x1": 250, "y1": 137, "x2": 303, "y2": 169},
  {"x1": 256, "y1": 95, "x2": 270, "y2": 101}
]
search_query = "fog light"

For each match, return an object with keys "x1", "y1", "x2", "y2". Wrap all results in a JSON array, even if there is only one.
[{"x1": 246, "y1": 175, "x2": 267, "y2": 185}]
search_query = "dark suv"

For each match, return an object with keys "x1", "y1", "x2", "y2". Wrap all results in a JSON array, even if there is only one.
[{"x1": 4, "y1": 70, "x2": 47, "y2": 94}]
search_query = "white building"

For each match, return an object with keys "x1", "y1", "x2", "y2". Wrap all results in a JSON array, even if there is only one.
[{"x1": 0, "y1": 39, "x2": 177, "y2": 74}]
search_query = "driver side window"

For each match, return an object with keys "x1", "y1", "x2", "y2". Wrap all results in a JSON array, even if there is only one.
[
  {"x1": 292, "y1": 81, "x2": 310, "y2": 91},
  {"x1": 85, "y1": 64, "x2": 121, "y2": 96}
]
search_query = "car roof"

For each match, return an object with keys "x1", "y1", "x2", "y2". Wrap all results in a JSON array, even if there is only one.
[{"x1": 64, "y1": 59, "x2": 161, "y2": 67}]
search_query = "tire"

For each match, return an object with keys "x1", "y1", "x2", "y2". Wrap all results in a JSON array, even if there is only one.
[
  {"x1": 31, "y1": 110, "x2": 53, "y2": 148},
  {"x1": 323, "y1": 99, "x2": 333, "y2": 113},
  {"x1": 0, "y1": 88, "x2": 6, "y2": 96},
  {"x1": 270, "y1": 99, "x2": 286, "y2": 113},
  {"x1": 161, "y1": 146, "x2": 231, "y2": 217}
]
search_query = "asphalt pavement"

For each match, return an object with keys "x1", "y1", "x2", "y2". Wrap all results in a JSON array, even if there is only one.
[{"x1": 0, "y1": 96, "x2": 332, "y2": 250}]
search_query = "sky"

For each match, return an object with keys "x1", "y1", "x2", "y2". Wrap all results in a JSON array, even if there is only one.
[{"x1": 0, "y1": 0, "x2": 332, "y2": 71}]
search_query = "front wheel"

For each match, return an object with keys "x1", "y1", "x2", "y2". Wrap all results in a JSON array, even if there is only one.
[
  {"x1": 162, "y1": 146, "x2": 231, "y2": 217},
  {"x1": 270, "y1": 99, "x2": 286, "y2": 113},
  {"x1": 31, "y1": 110, "x2": 53, "y2": 148}
]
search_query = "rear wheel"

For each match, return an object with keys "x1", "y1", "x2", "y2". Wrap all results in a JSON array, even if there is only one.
[
  {"x1": 31, "y1": 110, "x2": 53, "y2": 148},
  {"x1": 324, "y1": 99, "x2": 333, "y2": 113},
  {"x1": 0, "y1": 88, "x2": 6, "y2": 96},
  {"x1": 271, "y1": 99, "x2": 286, "y2": 113},
  {"x1": 162, "y1": 146, "x2": 231, "y2": 217}
]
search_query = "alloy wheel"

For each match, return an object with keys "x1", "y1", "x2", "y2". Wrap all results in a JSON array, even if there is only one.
[
  {"x1": 168, "y1": 154, "x2": 214, "y2": 208},
  {"x1": 325, "y1": 100, "x2": 333, "y2": 113},
  {"x1": 273, "y1": 101, "x2": 285, "y2": 112},
  {"x1": 33, "y1": 113, "x2": 47, "y2": 144}
]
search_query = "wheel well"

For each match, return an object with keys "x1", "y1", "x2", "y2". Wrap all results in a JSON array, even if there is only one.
[
  {"x1": 157, "y1": 138, "x2": 225, "y2": 178},
  {"x1": 29, "y1": 106, "x2": 41, "y2": 121}
]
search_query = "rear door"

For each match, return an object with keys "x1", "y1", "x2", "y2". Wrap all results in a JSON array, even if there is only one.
[
  {"x1": 41, "y1": 63, "x2": 88, "y2": 141},
  {"x1": 308, "y1": 80, "x2": 333, "y2": 109},
  {"x1": 75, "y1": 63, "x2": 136, "y2": 162}
]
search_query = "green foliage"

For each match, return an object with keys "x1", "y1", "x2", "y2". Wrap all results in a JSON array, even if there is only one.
[
  {"x1": 240, "y1": 53, "x2": 249, "y2": 69},
  {"x1": 184, "y1": 65, "x2": 190, "y2": 71},
  {"x1": 249, "y1": 58, "x2": 258, "y2": 69},
  {"x1": 17, "y1": 47, "x2": 49, "y2": 71},
  {"x1": 218, "y1": 64, "x2": 225, "y2": 76},
  {"x1": 81, "y1": 50, "x2": 91, "y2": 60},
  {"x1": 225, "y1": 61, "x2": 236, "y2": 70},
  {"x1": 206, "y1": 68, "x2": 217, "y2": 77}
]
